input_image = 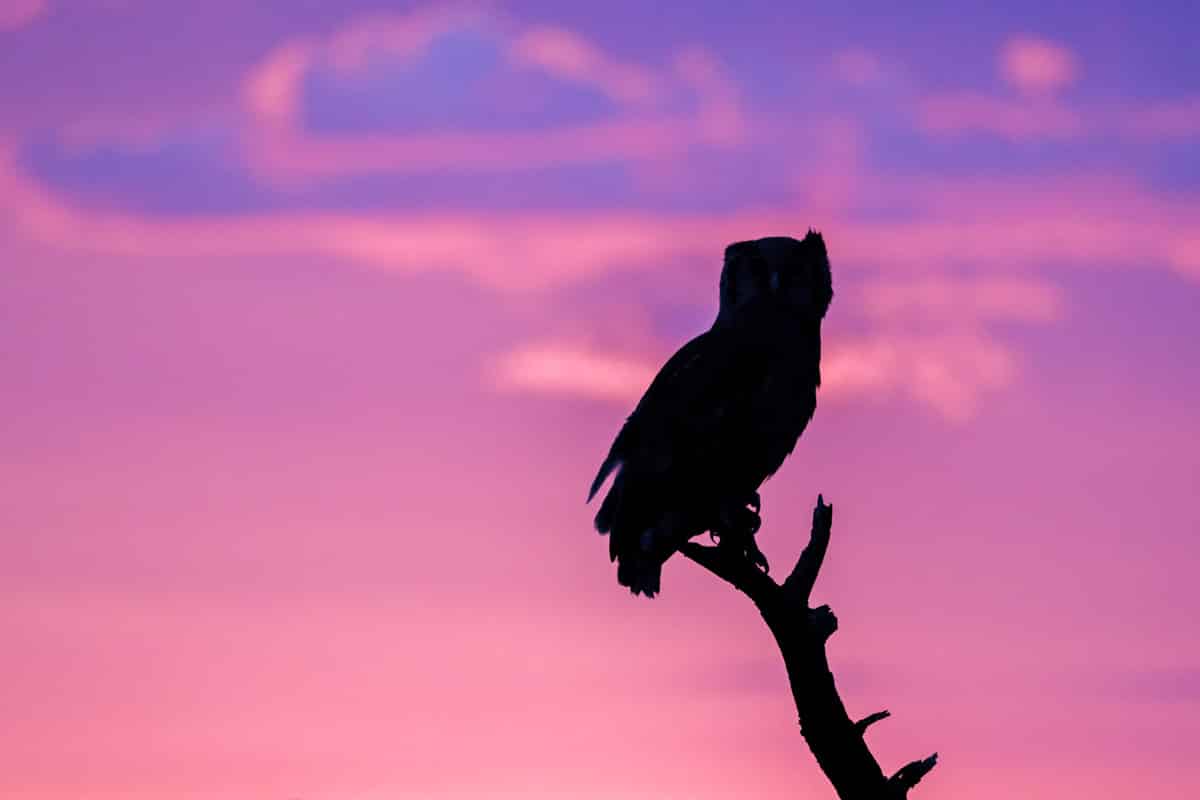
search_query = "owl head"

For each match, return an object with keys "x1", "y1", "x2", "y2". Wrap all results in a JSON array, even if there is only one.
[{"x1": 717, "y1": 230, "x2": 833, "y2": 324}]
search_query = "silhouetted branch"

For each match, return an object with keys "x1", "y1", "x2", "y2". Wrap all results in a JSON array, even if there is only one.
[
  {"x1": 783, "y1": 497, "x2": 832, "y2": 603},
  {"x1": 889, "y1": 755, "x2": 939, "y2": 793},
  {"x1": 681, "y1": 495, "x2": 937, "y2": 800},
  {"x1": 677, "y1": 539, "x2": 776, "y2": 606},
  {"x1": 854, "y1": 710, "x2": 891, "y2": 735}
]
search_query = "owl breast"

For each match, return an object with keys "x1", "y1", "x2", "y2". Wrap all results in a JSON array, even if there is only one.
[{"x1": 741, "y1": 340, "x2": 821, "y2": 488}]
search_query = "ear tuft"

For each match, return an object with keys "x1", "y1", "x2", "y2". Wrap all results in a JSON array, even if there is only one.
[
  {"x1": 804, "y1": 230, "x2": 833, "y2": 318},
  {"x1": 802, "y1": 229, "x2": 826, "y2": 254}
]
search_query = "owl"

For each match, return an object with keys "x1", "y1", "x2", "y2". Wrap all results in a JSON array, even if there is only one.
[{"x1": 587, "y1": 231, "x2": 833, "y2": 597}]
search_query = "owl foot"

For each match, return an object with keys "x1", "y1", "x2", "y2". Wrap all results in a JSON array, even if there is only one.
[
  {"x1": 710, "y1": 504, "x2": 760, "y2": 541},
  {"x1": 716, "y1": 496, "x2": 761, "y2": 533},
  {"x1": 713, "y1": 528, "x2": 769, "y2": 573},
  {"x1": 710, "y1": 500, "x2": 769, "y2": 573}
]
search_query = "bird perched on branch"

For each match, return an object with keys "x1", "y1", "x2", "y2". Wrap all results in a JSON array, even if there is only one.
[{"x1": 587, "y1": 231, "x2": 833, "y2": 597}]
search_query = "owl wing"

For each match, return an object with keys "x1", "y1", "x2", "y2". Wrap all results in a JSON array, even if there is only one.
[{"x1": 588, "y1": 323, "x2": 767, "y2": 507}]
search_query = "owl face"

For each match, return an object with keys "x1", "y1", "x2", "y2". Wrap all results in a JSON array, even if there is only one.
[{"x1": 718, "y1": 230, "x2": 833, "y2": 324}]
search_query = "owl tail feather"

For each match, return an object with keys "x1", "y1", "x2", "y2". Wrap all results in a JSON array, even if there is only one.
[
  {"x1": 592, "y1": 471, "x2": 665, "y2": 597},
  {"x1": 588, "y1": 453, "x2": 622, "y2": 503},
  {"x1": 617, "y1": 554, "x2": 662, "y2": 598},
  {"x1": 595, "y1": 482, "x2": 620, "y2": 536}
]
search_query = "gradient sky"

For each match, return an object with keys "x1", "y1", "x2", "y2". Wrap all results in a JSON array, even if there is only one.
[{"x1": 2, "y1": 2, "x2": 1199, "y2": 798}]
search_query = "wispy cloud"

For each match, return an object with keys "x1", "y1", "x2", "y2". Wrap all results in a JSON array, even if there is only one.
[
  {"x1": 918, "y1": 36, "x2": 1200, "y2": 144},
  {"x1": 831, "y1": 48, "x2": 886, "y2": 88},
  {"x1": 1123, "y1": 96, "x2": 1200, "y2": 139},
  {"x1": 509, "y1": 25, "x2": 661, "y2": 105},
  {"x1": 918, "y1": 91, "x2": 1083, "y2": 140},
  {"x1": 999, "y1": 36, "x2": 1080, "y2": 96},
  {"x1": 861, "y1": 276, "x2": 1063, "y2": 323},
  {"x1": 239, "y1": 8, "x2": 744, "y2": 182},
  {"x1": 479, "y1": 270, "x2": 1060, "y2": 420},
  {"x1": 824, "y1": 332, "x2": 1019, "y2": 422},
  {"x1": 919, "y1": 92, "x2": 1200, "y2": 143},
  {"x1": 487, "y1": 327, "x2": 1022, "y2": 423},
  {"x1": 489, "y1": 341, "x2": 657, "y2": 403},
  {"x1": 2, "y1": 12, "x2": 1197, "y2": 427},
  {"x1": 5, "y1": 138, "x2": 1198, "y2": 287}
]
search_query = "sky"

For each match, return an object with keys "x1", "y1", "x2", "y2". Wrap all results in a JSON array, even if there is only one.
[{"x1": 1, "y1": 1, "x2": 1198, "y2": 798}]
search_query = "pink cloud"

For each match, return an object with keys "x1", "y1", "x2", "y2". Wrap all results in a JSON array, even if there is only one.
[
  {"x1": 789, "y1": 117, "x2": 869, "y2": 217},
  {"x1": 478, "y1": 271, "x2": 1066, "y2": 420},
  {"x1": 239, "y1": 9, "x2": 744, "y2": 182},
  {"x1": 831, "y1": 48, "x2": 886, "y2": 88},
  {"x1": 491, "y1": 330, "x2": 1020, "y2": 422},
  {"x1": 919, "y1": 38, "x2": 1200, "y2": 145},
  {"x1": 861, "y1": 276, "x2": 1063, "y2": 323},
  {"x1": 834, "y1": 215, "x2": 1196, "y2": 277},
  {"x1": 242, "y1": 41, "x2": 312, "y2": 126},
  {"x1": 671, "y1": 47, "x2": 746, "y2": 144},
  {"x1": 824, "y1": 331, "x2": 1017, "y2": 422},
  {"x1": 3, "y1": 139, "x2": 1199, "y2": 293},
  {"x1": 919, "y1": 91, "x2": 1083, "y2": 139},
  {"x1": 489, "y1": 341, "x2": 658, "y2": 402},
  {"x1": 999, "y1": 36, "x2": 1080, "y2": 96},
  {"x1": 242, "y1": 117, "x2": 720, "y2": 180},
  {"x1": 511, "y1": 25, "x2": 660, "y2": 105},
  {"x1": 919, "y1": 91, "x2": 1200, "y2": 143},
  {"x1": 243, "y1": 7, "x2": 478, "y2": 127},
  {"x1": 0, "y1": 139, "x2": 698, "y2": 290},
  {"x1": 0, "y1": 0, "x2": 45, "y2": 32},
  {"x1": 322, "y1": 8, "x2": 472, "y2": 72},
  {"x1": 891, "y1": 172, "x2": 1159, "y2": 216},
  {"x1": 1170, "y1": 236, "x2": 1200, "y2": 279},
  {"x1": 1124, "y1": 96, "x2": 1200, "y2": 139}
]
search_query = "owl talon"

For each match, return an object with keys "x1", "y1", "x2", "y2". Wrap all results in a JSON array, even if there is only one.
[
  {"x1": 712, "y1": 527, "x2": 770, "y2": 573},
  {"x1": 712, "y1": 497, "x2": 768, "y2": 571},
  {"x1": 750, "y1": 545, "x2": 770, "y2": 574},
  {"x1": 718, "y1": 503, "x2": 760, "y2": 536}
]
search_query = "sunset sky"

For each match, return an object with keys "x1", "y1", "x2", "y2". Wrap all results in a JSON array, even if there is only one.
[{"x1": 2, "y1": 1, "x2": 1199, "y2": 798}]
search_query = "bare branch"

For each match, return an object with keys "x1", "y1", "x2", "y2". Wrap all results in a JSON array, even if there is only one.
[
  {"x1": 807, "y1": 604, "x2": 838, "y2": 641},
  {"x1": 679, "y1": 541, "x2": 778, "y2": 608},
  {"x1": 783, "y1": 493, "x2": 833, "y2": 604},
  {"x1": 889, "y1": 754, "x2": 939, "y2": 794},
  {"x1": 854, "y1": 710, "x2": 891, "y2": 735},
  {"x1": 683, "y1": 494, "x2": 937, "y2": 799}
]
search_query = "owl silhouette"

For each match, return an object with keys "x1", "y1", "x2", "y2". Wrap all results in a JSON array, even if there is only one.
[{"x1": 588, "y1": 231, "x2": 833, "y2": 597}]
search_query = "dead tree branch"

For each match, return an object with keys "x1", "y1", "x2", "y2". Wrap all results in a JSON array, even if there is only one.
[{"x1": 679, "y1": 495, "x2": 937, "y2": 799}]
